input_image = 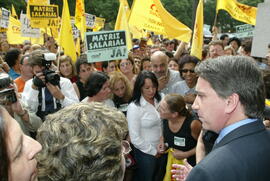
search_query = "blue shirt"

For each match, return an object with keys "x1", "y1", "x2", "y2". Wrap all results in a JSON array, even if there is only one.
[
  {"x1": 215, "y1": 118, "x2": 257, "y2": 144},
  {"x1": 8, "y1": 68, "x2": 20, "y2": 80}
]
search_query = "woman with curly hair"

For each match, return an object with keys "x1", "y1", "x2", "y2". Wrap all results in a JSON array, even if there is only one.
[{"x1": 37, "y1": 102, "x2": 129, "y2": 181}]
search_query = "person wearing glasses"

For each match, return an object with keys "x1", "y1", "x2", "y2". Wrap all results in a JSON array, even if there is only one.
[
  {"x1": 172, "y1": 55, "x2": 199, "y2": 105},
  {"x1": 118, "y1": 54, "x2": 137, "y2": 87},
  {"x1": 36, "y1": 102, "x2": 129, "y2": 181}
]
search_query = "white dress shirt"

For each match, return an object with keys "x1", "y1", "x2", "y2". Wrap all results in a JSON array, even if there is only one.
[
  {"x1": 127, "y1": 96, "x2": 162, "y2": 156},
  {"x1": 22, "y1": 77, "x2": 79, "y2": 112}
]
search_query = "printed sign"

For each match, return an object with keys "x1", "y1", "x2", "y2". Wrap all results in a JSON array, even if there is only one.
[
  {"x1": 20, "y1": 14, "x2": 40, "y2": 38},
  {"x1": 85, "y1": 13, "x2": 96, "y2": 29},
  {"x1": 70, "y1": 19, "x2": 80, "y2": 39},
  {"x1": 85, "y1": 30, "x2": 128, "y2": 62},
  {"x1": 29, "y1": 4, "x2": 59, "y2": 28},
  {"x1": 29, "y1": 5, "x2": 58, "y2": 19},
  {"x1": 0, "y1": 8, "x2": 10, "y2": 28}
]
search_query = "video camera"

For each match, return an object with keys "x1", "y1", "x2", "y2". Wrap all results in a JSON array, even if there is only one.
[
  {"x1": 33, "y1": 53, "x2": 60, "y2": 87},
  {"x1": 0, "y1": 73, "x2": 17, "y2": 105}
]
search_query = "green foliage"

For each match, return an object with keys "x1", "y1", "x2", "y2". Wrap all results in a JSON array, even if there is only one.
[{"x1": 0, "y1": 0, "x2": 265, "y2": 32}]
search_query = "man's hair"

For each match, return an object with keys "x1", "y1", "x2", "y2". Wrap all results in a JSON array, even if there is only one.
[
  {"x1": 208, "y1": 40, "x2": 224, "y2": 49},
  {"x1": 220, "y1": 34, "x2": 229, "y2": 41},
  {"x1": 37, "y1": 102, "x2": 128, "y2": 181},
  {"x1": 4, "y1": 48, "x2": 21, "y2": 68},
  {"x1": 241, "y1": 40, "x2": 252, "y2": 54},
  {"x1": 228, "y1": 37, "x2": 241, "y2": 48},
  {"x1": 195, "y1": 56, "x2": 265, "y2": 119},
  {"x1": 75, "y1": 55, "x2": 92, "y2": 74},
  {"x1": 86, "y1": 71, "x2": 109, "y2": 97},
  {"x1": 20, "y1": 54, "x2": 30, "y2": 65},
  {"x1": 28, "y1": 49, "x2": 49, "y2": 67}
]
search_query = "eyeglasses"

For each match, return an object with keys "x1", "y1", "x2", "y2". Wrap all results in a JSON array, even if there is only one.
[
  {"x1": 120, "y1": 62, "x2": 131, "y2": 67},
  {"x1": 181, "y1": 69, "x2": 195, "y2": 73},
  {"x1": 122, "y1": 140, "x2": 132, "y2": 155}
]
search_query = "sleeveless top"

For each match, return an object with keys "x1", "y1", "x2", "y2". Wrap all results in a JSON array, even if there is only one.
[{"x1": 163, "y1": 114, "x2": 197, "y2": 166}]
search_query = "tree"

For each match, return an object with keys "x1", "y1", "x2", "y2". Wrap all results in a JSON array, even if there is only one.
[{"x1": 0, "y1": 0, "x2": 264, "y2": 32}]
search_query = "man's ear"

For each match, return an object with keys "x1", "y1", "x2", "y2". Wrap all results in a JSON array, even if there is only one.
[{"x1": 225, "y1": 93, "x2": 239, "y2": 114}]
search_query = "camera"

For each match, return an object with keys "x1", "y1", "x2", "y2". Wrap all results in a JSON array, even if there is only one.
[
  {"x1": 0, "y1": 73, "x2": 17, "y2": 105},
  {"x1": 33, "y1": 53, "x2": 60, "y2": 87}
]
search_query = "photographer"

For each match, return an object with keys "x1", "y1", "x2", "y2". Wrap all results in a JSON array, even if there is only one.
[
  {"x1": 22, "y1": 50, "x2": 79, "y2": 120},
  {"x1": 0, "y1": 72, "x2": 42, "y2": 136}
]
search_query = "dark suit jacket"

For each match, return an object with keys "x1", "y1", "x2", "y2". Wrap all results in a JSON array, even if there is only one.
[{"x1": 186, "y1": 120, "x2": 270, "y2": 181}]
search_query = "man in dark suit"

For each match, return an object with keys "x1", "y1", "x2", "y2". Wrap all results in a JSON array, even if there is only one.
[{"x1": 172, "y1": 56, "x2": 270, "y2": 181}]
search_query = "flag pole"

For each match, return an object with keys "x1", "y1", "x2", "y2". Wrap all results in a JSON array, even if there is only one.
[{"x1": 213, "y1": 11, "x2": 218, "y2": 27}]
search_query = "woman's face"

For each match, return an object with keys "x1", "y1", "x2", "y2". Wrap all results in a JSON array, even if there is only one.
[
  {"x1": 181, "y1": 63, "x2": 197, "y2": 87},
  {"x1": 105, "y1": 62, "x2": 116, "y2": 73},
  {"x1": 60, "y1": 61, "x2": 73, "y2": 78},
  {"x1": 158, "y1": 99, "x2": 172, "y2": 119},
  {"x1": 96, "y1": 80, "x2": 111, "y2": 102},
  {"x1": 112, "y1": 80, "x2": 126, "y2": 98},
  {"x1": 79, "y1": 64, "x2": 93, "y2": 82},
  {"x1": 168, "y1": 60, "x2": 179, "y2": 71},
  {"x1": 1, "y1": 41, "x2": 10, "y2": 52},
  {"x1": 142, "y1": 61, "x2": 152, "y2": 71},
  {"x1": 4, "y1": 109, "x2": 42, "y2": 181},
  {"x1": 119, "y1": 59, "x2": 133, "y2": 75},
  {"x1": 141, "y1": 78, "x2": 156, "y2": 101}
]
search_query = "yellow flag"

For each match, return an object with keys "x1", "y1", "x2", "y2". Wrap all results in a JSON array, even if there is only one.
[
  {"x1": 59, "y1": 0, "x2": 77, "y2": 62},
  {"x1": 115, "y1": 0, "x2": 132, "y2": 50},
  {"x1": 216, "y1": 0, "x2": 257, "y2": 25},
  {"x1": 76, "y1": 37, "x2": 81, "y2": 57},
  {"x1": 26, "y1": 0, "x2": 48, "y2": 18},
  {"x1": 11, "y1": 5, "x2": 18, "y2": 19},
  {"x1": 93, "y1": 17, "x2": 105, "y2": 32},
  {"x1": 7, "y1": 16, "x2": 29, "y2": 44},
  {"x1": 191, "y1": 0, "x2": 203, "y2": 60},
  {"x1": 129, "y1": 0, "x2": 192, "y2": 42},
  {"x1": 75, "y1": 0, "x2": 86, "y2": 41}
]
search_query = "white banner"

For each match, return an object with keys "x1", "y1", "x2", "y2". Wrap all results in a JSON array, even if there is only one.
[
  {"x1": 0, "y1": 8, "x2": 10, "y2": 28},
  {"x1": 20, "y1": 14, "x2": 40, "y2": 38},
  {"x1": 85, "y1": 13, "x2": 96, "y2": 29}
]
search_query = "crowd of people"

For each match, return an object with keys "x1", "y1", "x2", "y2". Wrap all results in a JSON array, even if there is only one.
[{"x1": 0, "y1": 30, "x2": 270, "y2": 181}]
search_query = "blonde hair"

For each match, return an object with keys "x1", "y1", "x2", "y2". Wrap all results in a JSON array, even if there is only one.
[
  {"x1": 37, "y1": 102, "x2": 128, "y2": 181},
  {"x1": 109, "y1": 71, "x2": 132, "y2": 103},
  {"x1": 59, "y1": 55, "x2": 76, "y2": 77}
]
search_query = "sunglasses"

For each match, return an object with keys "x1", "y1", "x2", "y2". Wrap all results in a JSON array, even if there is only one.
[{"x1": 181, "y1": 69, "x2": 195, "y2": 73}]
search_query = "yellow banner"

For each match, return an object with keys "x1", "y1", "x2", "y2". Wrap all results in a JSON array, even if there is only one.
[
  {"x1": 93, "y1": 17, "x2": 105, "y2": 32},
  {"x1": 29, "y1": 4, "x2": 59, "y2": 28},
  {"x1": 129, "y1": 0, "x2": 191, "y2": 42},
  {"x1": 7, "y1": 16, "x2": 29, "y2": 44},
  {"x1": 216, "y1": 0, "x2": 257, "y2": 25},
  {"x1": 7, "y1": 16, "x2": 43, "y2": 45},
  {"x1": 191, "y1": 0, "x2": 203, "y2": 60}
]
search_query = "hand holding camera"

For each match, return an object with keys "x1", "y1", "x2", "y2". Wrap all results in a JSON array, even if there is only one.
[{"x1": 32, "y1": 53, "x2": 60, "y2": 88}]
